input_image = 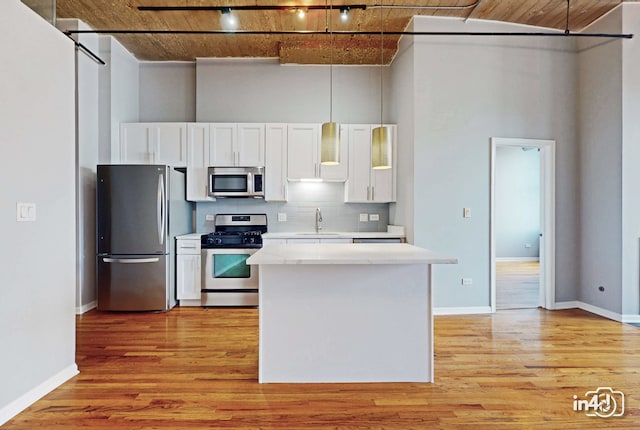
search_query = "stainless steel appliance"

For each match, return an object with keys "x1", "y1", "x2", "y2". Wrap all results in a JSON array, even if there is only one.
[
  {"x1": 96, "y1": 165, "x2": 192, "y2": 311},
  {"x1": 208, "y1": 166, "x2": 264, "y2": 198},
  {"x1": 201, "y1": 214, "x2": 267, "y2": 307}
]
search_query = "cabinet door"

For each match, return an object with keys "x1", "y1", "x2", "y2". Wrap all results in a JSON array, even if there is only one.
[
  {"x1": 265, "y1": 123, "x2": 288, "y2": 201},
  {"x1": 209, "y1": 123, "x2": 237, "y2": 166},
  {"x1": 186, "y1": 123, "x2": 213, "y2": 201},
  {"x1": 370, "y1": 125, "x2": 396, "y2": 203},
  {"x1": 237, "y1": 123, "x2": 265, "y2": 166},
  {"x1": 345, "y1": 124, "x2": 373, "y2": 202},
  {"x1": 154, "y1": 123, "x2": 187, "y2": 167},
  {"x1": 319, "y1": 123, "x2": 349, "y2": 181},
  {"x1": 177, "y1": 254, "x2": 201, "y2": 300},
  {"x1": 287, "y1": 124, "x2": 319, "y2": 180},
  {"x1": 120, "y1": 123, "x2": 153, "y2": 164}
]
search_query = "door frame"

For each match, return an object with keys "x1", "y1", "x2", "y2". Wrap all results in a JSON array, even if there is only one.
[{"x1": 490, "y1": 138, "x2": 556, "y2": 312}]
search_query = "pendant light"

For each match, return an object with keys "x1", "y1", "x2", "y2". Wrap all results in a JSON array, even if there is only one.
[
  {"x1": 372, "y1": 0, "x2": 392, "y2": 170},
  {"x1": 321, "y1": 0, "x2": 340, "y2": 165}
]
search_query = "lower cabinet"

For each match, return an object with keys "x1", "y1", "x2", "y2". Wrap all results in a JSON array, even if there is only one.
[{"x1": 176, "y1": 239, "x2": 201, "y2": 304}]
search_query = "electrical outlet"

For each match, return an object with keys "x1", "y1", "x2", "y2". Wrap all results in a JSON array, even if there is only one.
[
  {"x1": 524, "y1": 243, "x2": 532, "y2": 248},
  {"x1": 369, "y1": 214, "x2": 380, "y2": 221},
  {"x1": 461, "y1": 278, "x2": 473, "y2": 286},
  {"x1": 359, "y1": 213, "x2": 368, "y2": 222},
  {"x1": 277, "y1": 212, "x2": 287, "y2": 222},
  {"x1": 205, "y1": 214, "x2": 215, "y2": 221}
]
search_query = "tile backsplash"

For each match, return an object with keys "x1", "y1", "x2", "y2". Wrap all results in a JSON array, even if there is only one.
[{"x1": 195, "y1": 182, "x2": 389, "y2": 233}]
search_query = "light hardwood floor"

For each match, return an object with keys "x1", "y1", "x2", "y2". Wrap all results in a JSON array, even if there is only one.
[
  {"x1": 4, "y1": 307, "x2": 640, "y2": 429},
  {"x1": 496, "y1": 260, "x2": 540, "y2": 310}
]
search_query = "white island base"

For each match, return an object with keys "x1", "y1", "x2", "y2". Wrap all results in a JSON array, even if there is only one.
[{"x1": 247, "y1": 244, "x2": 457, "y2": 384}]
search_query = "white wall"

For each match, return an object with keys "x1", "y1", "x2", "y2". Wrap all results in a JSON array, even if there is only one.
[
  {"x1": 140, "y1": 62, "x2": 196, "y2": 122},
  {"x1": 621, "y1": 4, "x2": 640, "y2": 316},
  {"x1": 495, "y1": 146, "x2": 541, "y2": 259},
  {"x1": 389, "y1": 27, "x2": 416, "y2": 244},
  {"x1": 195, "y1": 59, "x2": 388, "y2": 123},
  {"x1": 577, "y1": 10, "x2": 624, "y2": 313},
  {"x1": 98, "y1": 37, "x2": 139, "y2": 163},
  {"x1": 0, "y1": 0, "x2": 78, "y2": 423},
  {"x1": 407, "y1": 17, "x2": 579, "y2": 309},
  {"x1": 57, "y1": 18, "x2": 100, "y2": 314}
]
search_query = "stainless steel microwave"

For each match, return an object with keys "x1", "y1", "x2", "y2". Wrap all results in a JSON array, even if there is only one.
[{"x1": 208, "y1": 166, "x2": 264, "y2": 198}]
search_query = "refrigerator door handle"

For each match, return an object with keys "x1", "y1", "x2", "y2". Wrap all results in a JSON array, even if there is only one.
[
  {"x1": 103, "y1": 257, "x2": 161, "y2": 264},
  {"x1": 157, "y1": 173, "x2": 165, "y2": 245}
]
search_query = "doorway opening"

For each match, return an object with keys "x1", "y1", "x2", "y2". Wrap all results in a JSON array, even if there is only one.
[{"x1": 490, "y1": 138, "x2": 555, "y2": 312}]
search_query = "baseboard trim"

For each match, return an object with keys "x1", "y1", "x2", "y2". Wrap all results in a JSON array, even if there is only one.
[
  {"x1": 434, "y1": 306, "x2": 492, "y2": 316},
  {"x1": 0, "y1": 364, "x2": 79, "y2": 426},
  {"x1": 76, "y1": 300, "x2": 96, "y2": 315},
  {"x1": 495, "y1": 257, "x2": 540, "y2": 262},
  {"x1": 622, "y1": 314, "x2": 640, "y2": 324},
  {"x1": 552, "y1": 301, "x2": 579, "y2": 310},
  {"x1": 554, "y1": 301, "x2": 623, "y2": 322}
]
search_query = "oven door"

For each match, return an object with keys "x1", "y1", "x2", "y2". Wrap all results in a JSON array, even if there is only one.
[{"x1": 202, "y1": 248, "x2": 258, "y2": 290}]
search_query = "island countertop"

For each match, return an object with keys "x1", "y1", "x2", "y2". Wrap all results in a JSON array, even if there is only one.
[{"x1": 246, "y1": 243, "x2": 458, "y2": 265}]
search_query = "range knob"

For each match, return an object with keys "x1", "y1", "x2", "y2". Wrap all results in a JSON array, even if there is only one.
[{"x1": 213, "y1": 237, "x2": 223, "y2": 245}]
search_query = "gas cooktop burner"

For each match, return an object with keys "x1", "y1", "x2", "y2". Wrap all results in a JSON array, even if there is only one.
[{"x1": 201, "y1": 213, "x2": 267, "y2": 249}]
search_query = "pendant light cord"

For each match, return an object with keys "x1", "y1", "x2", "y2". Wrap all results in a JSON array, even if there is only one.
[
  {"x1": 324, "y1": 0, "x2": 335, "y2": 122},
  {"x1": 565, "y1": 0, "x2": 570, "y2": 35},
  {"x1": 380, "y1": 0, "x2": 384, "y2": 127}
]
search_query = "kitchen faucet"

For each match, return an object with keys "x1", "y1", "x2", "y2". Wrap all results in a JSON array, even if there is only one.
[{"x1": 315, "y1": 208, "x2": 323, "y2": 233}]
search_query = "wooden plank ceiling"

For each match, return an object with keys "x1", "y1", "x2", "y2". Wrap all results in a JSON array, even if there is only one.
[{"x1": 56, "y1": 0, "x2": 627, "y2": 64}]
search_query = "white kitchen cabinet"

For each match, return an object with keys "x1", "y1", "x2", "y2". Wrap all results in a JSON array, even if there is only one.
[
  {"x1": 265, "y1": 123, "x2": 288, "y2": 201},
  {"x1": 176, "y1": 238, "x2": 201, "y2": 303},
  {"x1": 208, "y1": 123, "x2": 237, "y2": 166},
  {"x1": 237, "y1": 123, "x2": 265, "y2": 166},
  {"x1": 209, "y1": 123, "x2": 265, "y2": 167},
  {"x1": 186, "y1": 123, "x2": 214, "y2": 202},
  {"x1": 287, "y1": 123, "x2": 348, "y2": 181},
  {"x1": 120, "y1": 123, "x2": 187, "y2": 166},
  {"x1": 345, "y1": 124, "x2": 396, "y2": 203}
]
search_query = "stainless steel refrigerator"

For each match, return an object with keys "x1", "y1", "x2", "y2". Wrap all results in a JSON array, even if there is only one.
[{"x1": 97, "y1": 165, "x2": 192, "y2": 311}]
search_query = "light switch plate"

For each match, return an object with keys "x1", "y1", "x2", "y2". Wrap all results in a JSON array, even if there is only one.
[
  {"x1": 369, "y1": 214, "x2": 380, "y2": 221},
  {"x1": 463, "y1": 208, "x2": 471, "y2": 218},
  {"x1": 17, "y1": 202, "x2": 36, "y2": 222},
  {"x1": 277, "y1": 212, "x2": 287, "y2": 222},
  {"x1": 359, "y1": 213, "x2": 368, "y2": 222},
  {"x1": 205, "y1": 214, "x2": 215, "y2": 221}
]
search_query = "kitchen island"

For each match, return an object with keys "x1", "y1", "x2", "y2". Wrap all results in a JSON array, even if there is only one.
[{"x1": 246, "y1": 243, "x2": 457, "y2": 383}]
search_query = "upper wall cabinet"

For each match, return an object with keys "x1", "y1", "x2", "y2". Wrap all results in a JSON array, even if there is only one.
[
  {"x1": 345, "y1": 124, "x2": 396, "y2": 203},
  {"x1": 265, "y1": 123, "x2": 288, "y2": 202},
  {"x1": 209, "y1": 123, "x2": 265, "y2": 167},
  {"x1": 186, "y1": 123, "x2": 214, "y2": 202},
  {"x1": 287, "y1": 123, "x2": 348, "y2": 181},
  {"x1": 119, "y1": 123, "x2": 187, "y2": 166}
]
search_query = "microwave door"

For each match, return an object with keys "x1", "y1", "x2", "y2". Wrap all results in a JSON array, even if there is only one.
[{"x1": 213, "y1": 174, "x2": 248, "y2": 196}]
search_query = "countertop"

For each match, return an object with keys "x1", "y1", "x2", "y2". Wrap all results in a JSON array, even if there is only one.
[
  {"x1": 177, "y1": 232, "x2": 406, "y2": 240},
  {"x1": 246, "y1": 243, "x2": 458, "y2": 265},
  {"x1": 262, "y1": 232, "x2": 405, "y2": 240},
  {"x1": 175, "y1": 233, "x2": 203, "y2": 240}
]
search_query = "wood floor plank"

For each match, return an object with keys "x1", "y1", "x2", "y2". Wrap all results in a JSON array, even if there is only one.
[{"x1": 4, "y1": 307, "x2": 640, "y2": 428}]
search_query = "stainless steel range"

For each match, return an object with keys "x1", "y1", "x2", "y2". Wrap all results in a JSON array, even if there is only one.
[{"x1": 200, "y1": 214, "x2": 267, "y2": 307}]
